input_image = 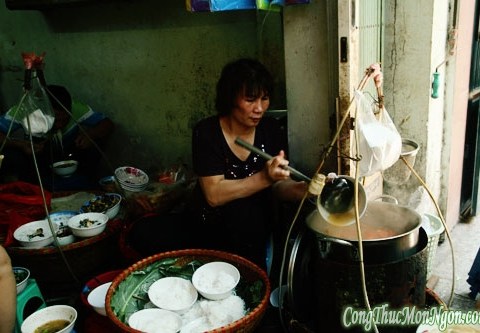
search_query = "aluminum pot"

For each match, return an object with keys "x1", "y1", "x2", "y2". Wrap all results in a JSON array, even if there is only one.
[{"x1": 305, "y1": 200, "x2": 422, "y2": 264}]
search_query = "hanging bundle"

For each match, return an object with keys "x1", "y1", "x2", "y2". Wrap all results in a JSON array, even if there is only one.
[
  {"x1": 15, "y1": 52, "x2": 55, "y2": 137},
  {"x1": 354, "y1": 87, "x2": 402, "y2": 177}
]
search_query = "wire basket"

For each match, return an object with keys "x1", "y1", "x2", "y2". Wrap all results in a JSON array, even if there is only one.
[{"x1": 422, "y1": 213, "x2": 445, "y2": 279}]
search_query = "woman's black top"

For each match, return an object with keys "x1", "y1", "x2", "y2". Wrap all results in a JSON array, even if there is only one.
[{"x1": 190, "y1": 115, "x2": 285, "y2": 267}]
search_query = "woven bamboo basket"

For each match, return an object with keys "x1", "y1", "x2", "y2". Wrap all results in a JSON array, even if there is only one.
[{"x1": 105, "y1": 249, "x2": 271, "y2": 333}]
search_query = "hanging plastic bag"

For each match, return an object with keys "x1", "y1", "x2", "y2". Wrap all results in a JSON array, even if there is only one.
[
  {"x1": 14, "y1": 52, "x2": 55, "y2": 137},
  {"x1": 355, "y1": 90, "x2": 402, "y2": 177}
]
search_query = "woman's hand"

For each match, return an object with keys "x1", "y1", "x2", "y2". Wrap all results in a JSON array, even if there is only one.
[{"x1": 264, "y1": 150, "x2": 290, "y2": 182}]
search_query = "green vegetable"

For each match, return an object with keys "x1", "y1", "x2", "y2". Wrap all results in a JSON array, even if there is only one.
[
  {"x1": 110, "y1": 257, "x2": 203, "y2": 322},
  {"x1": 110, "y1": 257, "x2": 178, "y2": 322},
  {"x1": 235, "y1": 278, "x2": 265, "y2": 312}
]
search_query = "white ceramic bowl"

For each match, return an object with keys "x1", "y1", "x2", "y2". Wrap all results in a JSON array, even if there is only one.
[
  {"x1": 87, "y1": 282, "x2": 111, "y2": 316},
  {"x1": 21, "y1": 305, "x2": 77, "y2": 333},
  {"x1": 80, "y1": 193, "x2": 122, "y2": 219},
  {"x1": 192, "y1": 261, "x2": 240, "y2": 301},
  {"x1": 13, "y1": 267, "x2": 30, "y2": 294},
  {"x1": 67, "y1": 212, "x2": 109, "y2": 238},
  {"x1": 115, "y1": 166, "x2": 149, "y2": 192},
  {"x1": 14, "y1": 220, "x2": 59, "y2": 249},
  {"x1": 128, "y1": 308, "x2": 182, "y2": 333},
  {"x1": 148, "y1": 277, "x2": 198, "y2": 313},
  {"x1": 48, "y1": 211, "x2": 77, "y2": 246},
  {"x1": 52, "y1": 160, "x2": 78, "y2": 177}
]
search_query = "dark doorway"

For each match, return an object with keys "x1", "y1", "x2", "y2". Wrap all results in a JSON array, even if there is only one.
[{"x1": 460, "y1": 0, "x2": 480, "y2": 218}]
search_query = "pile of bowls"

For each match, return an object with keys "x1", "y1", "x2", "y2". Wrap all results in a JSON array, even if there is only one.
[
  {"x1": 13, "y1": 220, "x2": 59, "y2": 249},
  {"x1": 114, "y1": 166, "x2": 149, "y2": 192},
  {"x1": 13, "y1": 267, "x2": 30, "y2": 294},
  {"x1": 21, "y1": 305, "x2": 77, "y2": 333},
  {"x1": 52, "y1": 160, "x2": 78, "y2": 178},
  {"x1": 67, "y1": 212, "x2": 109, "y2": 238},
  {"x1": 80, "y1": 193, "x2": 122, "y2": 219}
]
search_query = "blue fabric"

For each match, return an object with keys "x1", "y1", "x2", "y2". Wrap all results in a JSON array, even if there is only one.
[{"x1": 467, "y1": 247, "x2": 480, "y2": 299}]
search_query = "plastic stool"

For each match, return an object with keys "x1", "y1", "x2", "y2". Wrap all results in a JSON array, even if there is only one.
[{"x1": 15, "y1": 279, "x2": 46, "y2": 333}]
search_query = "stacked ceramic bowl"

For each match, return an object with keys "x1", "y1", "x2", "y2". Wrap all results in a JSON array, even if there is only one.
[{"x1": 114, "y1": 166, "x2": 149, "y2": 192}]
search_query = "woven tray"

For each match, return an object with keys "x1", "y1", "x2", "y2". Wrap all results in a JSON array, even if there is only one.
[{"x1": 106, "y1": 249, "x2": 271, "y2": 333}]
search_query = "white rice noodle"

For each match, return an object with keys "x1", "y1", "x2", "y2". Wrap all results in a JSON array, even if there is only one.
[{"x1": 180, "y1": 295, "x2": 246, "y2": 333}]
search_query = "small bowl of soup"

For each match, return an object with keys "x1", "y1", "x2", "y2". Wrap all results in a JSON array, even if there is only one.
[
  {"x1": 21, "y1": 304, "x2": 77, "y2": 333},
  {"x1": 52, "y1": 160, "x2": 78, "y2": 178}
]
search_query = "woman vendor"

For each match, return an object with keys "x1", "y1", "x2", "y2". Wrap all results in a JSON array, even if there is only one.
[{"x1": 189, "y1": 58, "x2": 307, "y2": 268}]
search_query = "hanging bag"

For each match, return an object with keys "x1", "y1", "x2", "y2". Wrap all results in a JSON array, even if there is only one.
[{"x1": 355, "y1": 90, "x2": 402, "y2": 177}]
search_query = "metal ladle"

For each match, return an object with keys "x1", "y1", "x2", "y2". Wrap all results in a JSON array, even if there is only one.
[
  {"x1": 234, "y1": 137, "x2": 311, "y2": 182},
  {"x1": 235, "y1": 137, "x2": 367, "y2": 226}
]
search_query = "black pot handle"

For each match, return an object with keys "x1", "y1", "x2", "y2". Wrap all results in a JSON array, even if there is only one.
[{"x1": 317, "y1": 235, "x2": 354, "y2": 247}]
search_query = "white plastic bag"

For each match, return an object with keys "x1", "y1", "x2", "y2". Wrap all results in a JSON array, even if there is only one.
[{"x1": 355, "y1": 90, "x2": 402, "y2": 177}]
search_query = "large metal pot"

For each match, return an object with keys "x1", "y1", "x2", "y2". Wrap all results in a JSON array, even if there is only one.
[
  {"x1": 305, "y1": 200, "x2": 422, "y2": 264},
  {"x1": 286, "y1": 226, "x2": 428, "y2": 332}
]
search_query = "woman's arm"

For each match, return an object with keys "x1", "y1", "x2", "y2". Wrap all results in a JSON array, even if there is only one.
[
  {"x1": 272, "y1": 179, "x2": 309, "y2": 202},
  {"x1": 0, "y1": 245, "x2": 16, "y2": 333},
  {"x1": 199, "y1": 151, "x2": 290, "y2": 207}
]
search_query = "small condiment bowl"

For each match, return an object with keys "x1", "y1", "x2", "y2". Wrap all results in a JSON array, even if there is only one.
[
  {"x1": 52, "y1": 160, "x2": 78, "y2": 178},
  {"x1": 192, "y1": 261, "x2": 240, "y2": 301},
  {"x1": 67, "y1": 212, "x2": 109, "y2": 238},
  {"x1": 14, "y1": 267, "x2": 30, "y2": 294}
]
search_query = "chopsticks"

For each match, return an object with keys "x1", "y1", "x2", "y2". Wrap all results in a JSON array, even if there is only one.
[{"x1": 234, "y1": 137, "x2": 311, "y2": 182}]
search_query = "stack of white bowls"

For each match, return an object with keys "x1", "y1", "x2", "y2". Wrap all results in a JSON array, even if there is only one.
[{"x1": 114, "y1": 166, "x2": 149, "y2": 192}]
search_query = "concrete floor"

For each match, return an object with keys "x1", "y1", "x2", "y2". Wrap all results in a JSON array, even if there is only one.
[{"x1": 429, "y1": 215, "x2": 480, "y2": 310}]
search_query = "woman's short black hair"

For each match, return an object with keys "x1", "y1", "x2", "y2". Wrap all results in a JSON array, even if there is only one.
[
  {"x1": 47, "y1": 84, "x2": 72, "y2": 112},
  {"x1": 215, "y1": 58, "x2": 274, "y2": 116}
]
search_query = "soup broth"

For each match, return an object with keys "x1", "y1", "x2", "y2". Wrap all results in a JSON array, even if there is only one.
[{"x1": 34, "y1": 319, "x2": 70, "y2": 333}]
